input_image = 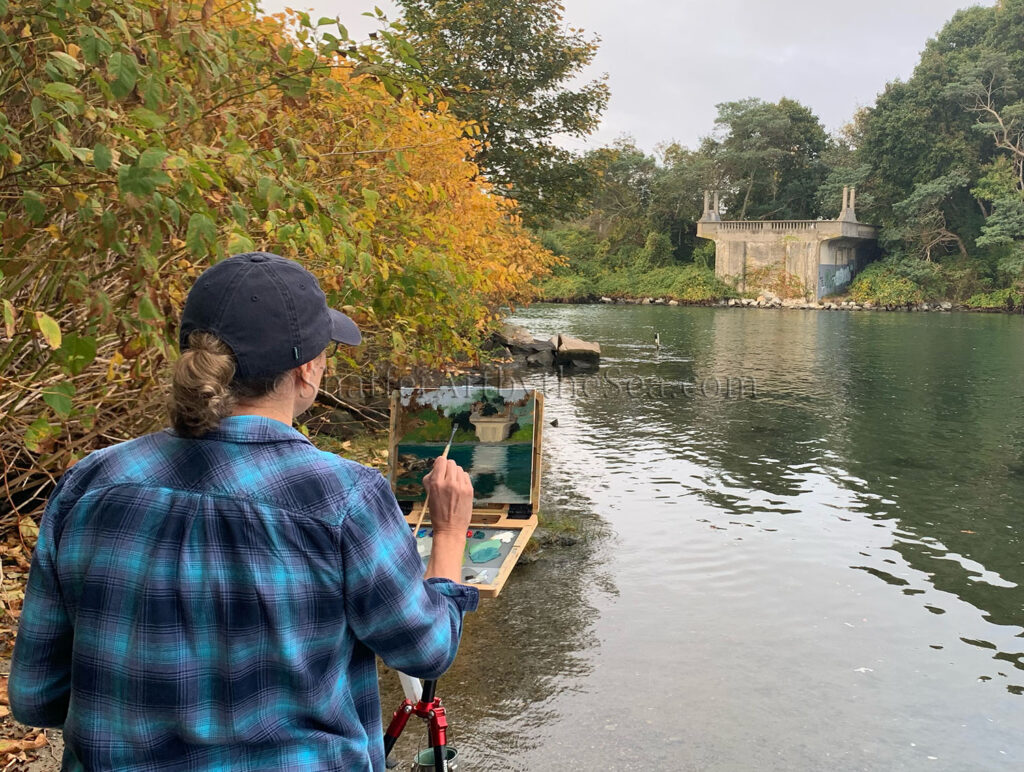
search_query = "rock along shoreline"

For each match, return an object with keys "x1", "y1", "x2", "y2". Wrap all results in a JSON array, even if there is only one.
[{"x1": 540, "y1": 293, "x2": 1023, "y2": 314}]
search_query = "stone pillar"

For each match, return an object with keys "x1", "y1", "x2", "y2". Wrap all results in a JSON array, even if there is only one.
[
  {"x1": 840, "y1": 186, "x2": 857, "y2": 223},
  {"x1": 712, "y1": 190, "x2": 721, "y2": 221},
  {"x1": 701, "y1": 190, "x2": 711, "y2": 221}
]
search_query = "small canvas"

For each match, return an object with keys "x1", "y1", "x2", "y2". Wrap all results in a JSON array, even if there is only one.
[{"x1": 390, "y1": 387, "x2": 537, "y2": 505}]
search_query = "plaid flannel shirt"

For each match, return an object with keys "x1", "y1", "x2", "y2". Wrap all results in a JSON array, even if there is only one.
[{"x1": 9, "y1": 415, "x2": 477, "y2": 771}]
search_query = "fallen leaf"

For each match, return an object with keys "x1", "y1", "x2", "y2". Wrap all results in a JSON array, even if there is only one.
[{"x1": 0, "y1": 732, "x2": 48, "y2": 754}]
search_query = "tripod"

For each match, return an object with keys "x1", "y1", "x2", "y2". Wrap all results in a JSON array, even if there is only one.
[{"x1": 383, "y1": 675, "x2": 452, "y2": 771}]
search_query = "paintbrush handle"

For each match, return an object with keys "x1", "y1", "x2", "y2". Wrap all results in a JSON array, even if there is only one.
[{"x1": 440, "y1": 426, "x2": 457, "y2": 459}]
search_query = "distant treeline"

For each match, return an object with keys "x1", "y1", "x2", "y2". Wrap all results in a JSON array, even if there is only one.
[{"x1": 540, "y1": 0, "x2": 1024, "y2": 308}]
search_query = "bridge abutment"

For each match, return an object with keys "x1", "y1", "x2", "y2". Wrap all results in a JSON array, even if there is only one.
[{"x1": 696, "y1": 188, "x2": 880, "y2": 300}]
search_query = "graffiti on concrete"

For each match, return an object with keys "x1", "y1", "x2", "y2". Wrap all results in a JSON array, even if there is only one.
[{"x1": 818, "y1": 264, "x2": 854, "y2": 297}]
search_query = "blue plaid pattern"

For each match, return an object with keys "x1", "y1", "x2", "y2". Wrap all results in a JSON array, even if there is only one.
[{"x1": 10, "y1": 416, "x2": 477, "y2": 771}]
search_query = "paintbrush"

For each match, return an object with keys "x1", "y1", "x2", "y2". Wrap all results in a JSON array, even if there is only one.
[
  {"x1": 440, "y1": 424, "x2": 457, "y2": 460},
  {"x1": 413, "y1": 426, "x2": 459, "y2": 535}
]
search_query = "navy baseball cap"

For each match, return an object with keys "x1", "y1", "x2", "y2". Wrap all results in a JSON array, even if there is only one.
[{"x1": 179, "y1": 252, "x2": 361, "y2": 379}]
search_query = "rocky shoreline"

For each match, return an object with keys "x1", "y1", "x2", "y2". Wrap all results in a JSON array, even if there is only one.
[
  {"x1": 544, "y1": 293, "x2": 1021, "y2": 313},
  {"x1": 486, "y1": 325, "x2": 601, "y2": 369}
]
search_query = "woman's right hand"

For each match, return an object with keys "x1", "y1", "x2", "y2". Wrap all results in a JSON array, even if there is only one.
[
  {"x1": 422, "y1": 457, "x2": 474, "y2": 583},
  {"x1": 422, "y1": 457, "x2": 474, "y2": 535}
]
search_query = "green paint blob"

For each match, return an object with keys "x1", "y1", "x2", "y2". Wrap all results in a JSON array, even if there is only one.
[{"x1": 468, "y1": 539, "x2": 500, "y2": 563}]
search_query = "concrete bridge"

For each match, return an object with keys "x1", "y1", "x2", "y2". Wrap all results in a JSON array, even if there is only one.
[{"x1": 696, "y1": 188, "x2": 880, "y2": 300}]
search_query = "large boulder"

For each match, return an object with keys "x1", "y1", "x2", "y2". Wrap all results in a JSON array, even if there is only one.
[
  {"x1": 550, "y1": 334, "x2": 601, "y2": 367},
  {"x1": 494, "y1": 323, "x2": 536, "y2": 351},
  {"x1": 525, "y1": 349, "x2": 555, "y2": 367}
]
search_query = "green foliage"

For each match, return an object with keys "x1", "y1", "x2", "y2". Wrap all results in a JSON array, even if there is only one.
[
  {"x1": 401, "y1": 409, "x2": 454, "y2": 442},
  {"x1": 849, "y1": 262, "x2": 926, "y2": 306},
  {"x1": 537, "y1": 274, "x2": 593, "y2": 301},
  {"x1": 1, "y1": 0, "x2": 553, "y2": 530},
  {"x1": 692, "y1": 240, "x2": 715, "y2": 270},
  {"x1": 965, "y1": 286, "x2": 1024, "y2": 310},
  {"x1": 883, "y1": 170, "x2": 972, "y2": 260},
  {"x1": 396, "y1": 0, "x2": 609, "y2": 224},
  {"x1": 634, "y1": 231, "x2": 674, "y2": 272},
  {"x1": 972, "y1": 158, "x2": 1024, "y2": 252},
  {"x1": 859, "y1": 0, "x2": 1024, "y2": 270},
  {"x1": 581, "y1": 139, "x2": 659, "y2": 248},
  {"x1": 538, "y1": 265, "x2": 736, "y2": 303},
  {"x1": 508, "y1": 424, "x2": 534, "y2": 442},
  {"x1": 708, "y1": 97, "x2": 830, "y2": 220},
  {"x1": 848, "y1": 257, "x2": 990, "y2": 305}
]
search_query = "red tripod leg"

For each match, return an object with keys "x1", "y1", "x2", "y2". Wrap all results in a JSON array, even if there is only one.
[
  {"x1": 383, "y1": 699, "x2": 414, "y2": 760},
  {"x1": 427, "y1": 702, "x2": 449, "y2": 772}
]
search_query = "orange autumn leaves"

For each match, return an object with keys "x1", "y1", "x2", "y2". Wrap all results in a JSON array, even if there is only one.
[{"x1": 0, "y1": 0, "x2": 555, "y2": 529}]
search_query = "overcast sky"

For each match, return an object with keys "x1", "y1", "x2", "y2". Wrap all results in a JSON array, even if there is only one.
[{"x1": 261, "y1": 0, "x2": 995, "y2": 155}]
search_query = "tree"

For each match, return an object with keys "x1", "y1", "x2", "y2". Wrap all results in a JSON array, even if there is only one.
[
  {"x1": 706, "y1": 98, "x2": 830, "y2": 220},
  {"x1": 396, "y1": 0, "x2": 609, "y2": 224},
  {"x1": 858, "y1": 3, "x2": 1009, "y2": 260},
  {"x1": 648, "y1": 143, "x2": 719, "y2": 259},
  {"x1": 886, "y1": 171, "x2": 972, "y2": 260},
  {"x1": 972, "y1": 157, "x2": 1024, "y2": 279},
  {"x1": 814, "y1": 109, "x2": 876, "y2": 219},
  {"x1": 581, "y1": 138, "x2": 658, "y2": 246},
  {"x1": 0, "y1": 0, "x2": 555, "y2": 529}
]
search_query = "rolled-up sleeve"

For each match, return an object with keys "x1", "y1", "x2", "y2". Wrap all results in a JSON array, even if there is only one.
[
  {"x1": 340, "y1": 475, "x2": 478, "y2": 679},
  {"x1": 10, "y1": 474, "x2": 76, "y2": 727}
]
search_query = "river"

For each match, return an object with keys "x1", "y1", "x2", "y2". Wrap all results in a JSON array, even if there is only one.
[{"x1": 380, "y1": 304, "x2": 1024, "y2": 771}]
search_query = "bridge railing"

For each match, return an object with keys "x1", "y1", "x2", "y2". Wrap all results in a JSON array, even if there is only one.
[{"x1": 712, "y1": 220, "x2": 821, "y2": 232}]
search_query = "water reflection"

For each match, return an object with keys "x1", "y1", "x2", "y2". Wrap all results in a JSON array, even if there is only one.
[
  {"x1": 489, "y1": 304, "x2": 1024, "y2": 768},
  {"x1": 379, "y1": 391, "x2": 613, "y2": 770}
]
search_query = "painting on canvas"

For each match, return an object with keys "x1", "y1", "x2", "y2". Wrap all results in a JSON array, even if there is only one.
[{"x1": 391, "y1": 387, "x2": 536, "y2": 504}]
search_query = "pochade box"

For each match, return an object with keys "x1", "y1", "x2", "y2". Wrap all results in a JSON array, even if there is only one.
[{"x1": 387, "y1": 387, "x2": 543, "y2": 598}]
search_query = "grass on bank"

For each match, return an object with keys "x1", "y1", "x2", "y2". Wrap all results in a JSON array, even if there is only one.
[
  {"x1": 539, "y1": 256, "x2": 1024, "y2": 310},
  {"x1": 539, "y1": 264, "x2": 738, "y2": 303}
]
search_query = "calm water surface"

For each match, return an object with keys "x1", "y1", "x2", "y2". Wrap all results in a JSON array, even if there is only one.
[{"x1": 381, "y1": 305, "x2": 1024, "y2": 771}]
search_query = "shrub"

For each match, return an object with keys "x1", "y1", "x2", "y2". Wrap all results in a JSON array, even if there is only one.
[
  {"x1": 1, "y1": 0, "x2": 555, "y2": 531},
  {"x1": 538, "y1": 265, "x2": 736, "y2": 302},
  {"x1": 692, "y1": 240, "x2": 716, "y2": 270},
  {"x1": 633, "y1": 231, "x2": 674, "y2": 271},
  {"x1": 966, "y1": 287, "x2": 1024, "y2": 310},
  {"x1": 538, "y1": 275, "x2": 593, "y2": 301},
  {"x1": 849, "y1": 262, "x2": 924, "y2": 305},
  {"x1": 743, "y1": 262, "x2": 807, "y2": 299}
]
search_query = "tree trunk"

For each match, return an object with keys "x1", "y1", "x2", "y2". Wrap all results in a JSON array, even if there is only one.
[{"x1": 740, "y1": 175, "x2": 755, "y2": 220}]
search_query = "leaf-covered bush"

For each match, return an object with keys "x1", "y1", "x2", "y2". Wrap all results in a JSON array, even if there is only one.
[
  {"x1": 0, "y1": 0, "x2": 554, "y2": 530},
  {"x1": 849, "y1": 262, "x2": 926, "y2": 305},
  {"x1": 538, "y1": 264, "x2": 735, "y2": 302},
  {"x1": 966, "y1": 286, "x2": 1024, "y2": 310}
]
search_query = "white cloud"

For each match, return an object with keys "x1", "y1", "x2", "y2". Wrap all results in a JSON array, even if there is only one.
[{"x1": 264, "y1": 0, "x2": 996, "y2": 152}]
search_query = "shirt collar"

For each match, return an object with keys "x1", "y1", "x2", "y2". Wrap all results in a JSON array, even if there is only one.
[{"x1": 168, "y1": 415, "x2": 315, "y2": 445}]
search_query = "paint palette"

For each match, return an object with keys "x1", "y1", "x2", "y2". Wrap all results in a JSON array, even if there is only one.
[
  {"x1": 389, "y1": 388, "x2": 543, "y2": 597},
  {"x1": 412, "y1": 527, "x2": 521, "y2": 587}
]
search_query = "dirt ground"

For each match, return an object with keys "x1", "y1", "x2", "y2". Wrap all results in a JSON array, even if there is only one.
[{"x1": 0, "y1": 531, "x2": 59, "y2": 771}]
